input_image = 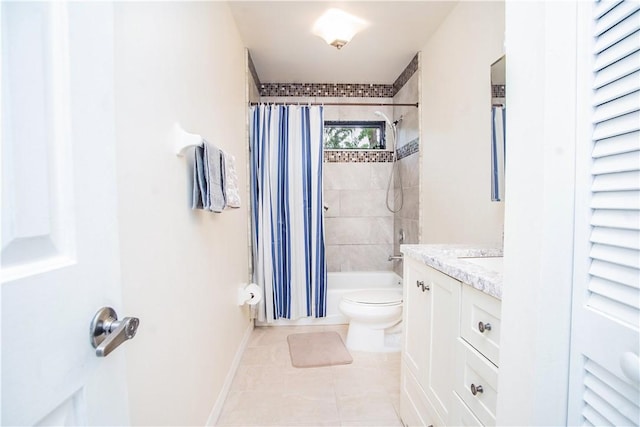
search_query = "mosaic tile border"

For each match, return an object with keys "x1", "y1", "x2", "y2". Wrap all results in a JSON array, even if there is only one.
[
  {"x1": 248, "y1": 52, "x2": 261, "y2": 88},
  {"x1": 397, "y1": 138, "x2": 420, "y2": 160},
  {"x1": 492, "y1": 84, "x2": 506, "y2": 98},
  {"x1": 393, "y1": 54, "x2": 419, "y2": 96},
  {"x1": 324, "y1": 150, "x2": 395, "y2": 163},
  {"x1": 256, "y1": 53, "x2": 419, "y2": 98},
  {"x1": 260, "y1": 83, "x2": 394, "y2": 98}
]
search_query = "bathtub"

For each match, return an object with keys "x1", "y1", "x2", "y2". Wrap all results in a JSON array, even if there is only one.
[{"x1": 256, "y1": 271, "x2": 403, "y2": 326}]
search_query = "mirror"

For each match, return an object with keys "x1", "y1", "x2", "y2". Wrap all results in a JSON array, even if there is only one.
[{"x1": 490, "y1": 55, "x2": 505, "y2": 202}]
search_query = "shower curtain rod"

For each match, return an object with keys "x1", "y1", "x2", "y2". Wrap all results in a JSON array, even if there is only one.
[{"x1": 249, "y1": 102, "x2": 419, "y2": 108}]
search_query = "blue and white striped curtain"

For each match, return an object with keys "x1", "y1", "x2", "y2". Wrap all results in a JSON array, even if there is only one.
[
  {"x1": 250, "y1": 104, "x2": 327, "y2": 322},
  {"x1": 491, "y1": 105, "x2": 506, "y2": 201}
]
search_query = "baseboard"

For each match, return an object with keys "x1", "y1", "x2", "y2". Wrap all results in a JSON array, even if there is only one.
[{"x1": 205, "y1": 320, "x2": 254, "y2": 426}]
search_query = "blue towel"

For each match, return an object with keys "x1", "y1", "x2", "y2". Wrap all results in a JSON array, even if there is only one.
[
  {"x1": 191, "y1": 140, "x2": 227, "y2": 212},
  {"x1": 192, "y1": 144, "x2": 206, "y2": 209},
  {"x1": 203, "y1": 140, "x2": 226, "y2": 212}
]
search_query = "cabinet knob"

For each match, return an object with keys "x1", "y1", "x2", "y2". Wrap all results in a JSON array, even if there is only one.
[
  {"x1": 478, "y1": 321, "x2": 492, "y2": 333},
  {"x1": 416, "y1": 280, "x2": 430, "y2": 292},
  {"x1": 470, "y1": 384, "x2": 484, "y2": 395}
]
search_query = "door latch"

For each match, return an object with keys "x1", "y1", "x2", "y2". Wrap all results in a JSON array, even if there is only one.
[{"x1": 90, "y1": 307, "x2": 139, "y2": 357}]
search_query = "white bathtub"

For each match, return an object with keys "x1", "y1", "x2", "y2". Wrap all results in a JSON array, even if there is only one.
[{"x1": 256, "y1": 271, "x2": 403, "y2": 326}]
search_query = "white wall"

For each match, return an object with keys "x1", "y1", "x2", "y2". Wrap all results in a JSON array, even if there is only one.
[
  {"x1": 420, "y1": 1, "x2": 505, "y2": 244},
  {"x1": 113, "y1": 3, "x2": 250, "y2": 425},
  {"x1": 497, "y1": 2, "x2": 577, "y2": 424}
]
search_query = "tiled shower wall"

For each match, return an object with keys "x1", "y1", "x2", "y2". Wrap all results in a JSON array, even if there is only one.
[
  {"x1": 324, "y1": 161, "x2": 395, "y2": 272},
  {"x1": 392, "y1": 68, "x2": 420, "y2": 277},
  {"x1": 323, "y1": 100, "x2": 395, "y2": 272}
]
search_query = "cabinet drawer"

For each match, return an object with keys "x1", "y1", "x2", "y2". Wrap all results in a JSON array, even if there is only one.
[
  {"x1": 400, "y1": 362, "x2": 439, "y2": 427},
  {"x1": 450, "y1": 391, "x2": 484, "y2": 427},
  {"x1": 460, "y1": 285, "x2": 501, "y2": 365},
  {"x1": 454, "y1": 339, "x2": 498, "y2": 427}
]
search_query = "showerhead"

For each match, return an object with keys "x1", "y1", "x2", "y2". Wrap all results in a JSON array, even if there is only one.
[
  {"x1": 374, "y1": 111, "x2": 402, "y2": 128},
  {"x1": 374, "y1": 111, "x2": 394, "y2": 128},
  {"x1": 375, "y1": 110, "x2": 399, "y2": 153}
]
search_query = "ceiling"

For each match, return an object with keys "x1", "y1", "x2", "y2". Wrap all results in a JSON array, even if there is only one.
[{"x1": 228, "y1": 1, "x2": 457, "y2": 84}]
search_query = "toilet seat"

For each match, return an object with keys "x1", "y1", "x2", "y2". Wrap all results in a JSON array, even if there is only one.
[{"x1": 342, "y1": 290, "x2": 402, "y2": 306}]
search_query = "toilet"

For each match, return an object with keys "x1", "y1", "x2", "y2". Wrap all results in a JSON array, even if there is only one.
[{"x1": 339, "y1": 289, "x2": 403, "y2": 352}]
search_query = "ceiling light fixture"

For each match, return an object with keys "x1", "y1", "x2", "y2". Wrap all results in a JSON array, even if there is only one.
[{"x1": 312, "y1": 8, "x2": 368, "y2": 50}]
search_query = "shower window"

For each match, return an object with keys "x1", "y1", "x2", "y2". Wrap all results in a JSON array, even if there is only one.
[{"x1": 323, "y1": 121, "x2": 386, "y2": 149}]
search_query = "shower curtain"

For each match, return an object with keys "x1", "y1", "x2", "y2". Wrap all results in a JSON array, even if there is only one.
[
  {"x1": 250, "y1": 104, "x2": 327, "y2": 322},
  {"x1": 491, "y1": 105, "x2": 506, "y2": 201}
]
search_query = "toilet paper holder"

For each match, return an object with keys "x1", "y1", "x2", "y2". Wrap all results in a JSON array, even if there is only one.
[{"x1": 238, "y1": 283, "x2": 262, "y2": 306}]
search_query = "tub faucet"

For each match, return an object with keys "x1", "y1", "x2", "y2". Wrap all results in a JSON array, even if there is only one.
[{"x1": 388, "y1": 254, "x2": 403, "y2": 261}]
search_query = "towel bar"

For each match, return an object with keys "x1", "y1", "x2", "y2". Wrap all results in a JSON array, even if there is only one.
[{"x1": 174, "y1": 123, "x2": 203, "y2": 157}]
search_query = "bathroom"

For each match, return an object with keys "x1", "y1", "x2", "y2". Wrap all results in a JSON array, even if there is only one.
[{"x1": 1, "y1": 1, "x2": 638, "y2": 427}]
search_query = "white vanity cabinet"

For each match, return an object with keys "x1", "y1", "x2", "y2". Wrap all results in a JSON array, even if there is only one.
[
  {"x1": 401, "y1": 257, "x2": 461, "y2": 426},
  {"x1": 453, "y1": 285, "x2": 501, "y2": 426},
  {"x1": 400, "y1": 255, "x2": 502, "y2": 427}
]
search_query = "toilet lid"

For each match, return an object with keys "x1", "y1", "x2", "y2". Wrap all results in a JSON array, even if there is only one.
[{"x1": 343, "y1": 289, "x2": 403, "y2": 305}]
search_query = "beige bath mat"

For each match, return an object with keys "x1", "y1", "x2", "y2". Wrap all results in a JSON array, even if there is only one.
[{"x1": 287, "y1": 331, "x2": 353, "y2": 368}]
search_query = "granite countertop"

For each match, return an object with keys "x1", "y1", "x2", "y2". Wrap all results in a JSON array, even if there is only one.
[{"x1": 400, "y1": 244, "x2": 503, "y2": 300}]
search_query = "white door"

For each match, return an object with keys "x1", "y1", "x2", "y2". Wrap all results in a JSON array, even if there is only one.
[
  {"x1": 568, "y1": 1, "x2": 640, "y2": 425},
  {"x1": 1, "y1": 2, "x2": 132, "y2": 425}
]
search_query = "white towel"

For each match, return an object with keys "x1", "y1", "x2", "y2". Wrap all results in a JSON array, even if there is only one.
[
  {"x1": 203, "y1": 140, "x2": 226, "y2": 212},
  {"x1": 223, "y1": 152, "x2": 241, "y2": 208}
]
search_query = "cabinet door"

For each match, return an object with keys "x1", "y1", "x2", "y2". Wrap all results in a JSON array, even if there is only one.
[
  {"x1": 401, "y1": 363, "x2": 437, "y2": 427},
  {"x1": 423, "y1": 265, "x2": 461, "y2": 424},
  {"x1": 403, "y1": 258, "x2": 430, "y2": 382}
]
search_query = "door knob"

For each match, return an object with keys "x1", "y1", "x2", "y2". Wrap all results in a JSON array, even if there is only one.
[
  {"x1": 620, "y1": 352, "x2": 640, "y2": 384},
  {"x1": 90, "y1": 307, "x2": 139, "y2": 357}
]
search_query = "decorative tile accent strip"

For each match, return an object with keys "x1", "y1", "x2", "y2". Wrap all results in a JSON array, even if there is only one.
[
  {"x1": 248, "y1": 52, "x2": 261, "y2": 89},
  {"x1": 397, "y1": 138, "x2": 419, "y2": 160},
  {"x1": 324, "y1": 150, "x2": 395, "y2": 163},
  {"x1": 492, "y1": 84, "x2": 506, "y2": 98},
  {"x1": 260, "y1": 83, "x2": 394, "y2": 98},
  {"x1": 393, "y1": 54, "x2": 419, "y2": 96}
]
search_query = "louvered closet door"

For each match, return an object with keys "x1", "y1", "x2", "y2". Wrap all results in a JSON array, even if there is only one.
[{"x1": 568, "y1": 1, "x2": 640, "y2": 426}]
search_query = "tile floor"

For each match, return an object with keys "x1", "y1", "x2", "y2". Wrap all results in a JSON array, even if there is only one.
[{"x1": 217, "y1": 324, "x2": 403, "y2": 427}]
